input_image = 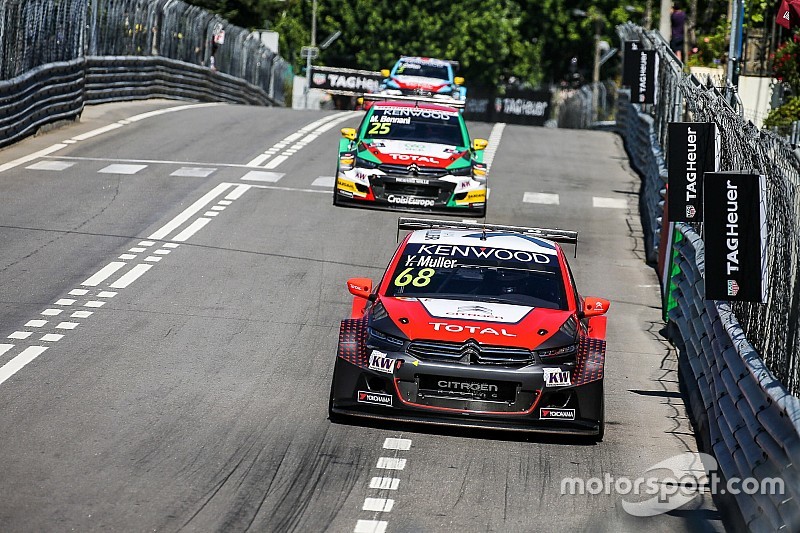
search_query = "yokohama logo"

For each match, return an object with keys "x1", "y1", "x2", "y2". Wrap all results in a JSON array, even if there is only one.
[
  {"x1": 358, "y1": 390, "x2": 392, "y2": 406},
  {"x1": 540, "y1": 408, "x2": 575, "y2": 420}
]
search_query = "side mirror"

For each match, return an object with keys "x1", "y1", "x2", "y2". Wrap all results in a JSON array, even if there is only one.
[
  {"x1": 581, "y1": 297, "x2": 610, "y2": 318},
  {"x1": 454, "y1": 76, "x2": 465, "y2": 86},
  {"x1": 341, "y1": 127, "x2": 357, "y2": 141},
  {"x1": 347, "y1": 277, "x2": 374, "y2": 300},
  {"x1": 472, "y1": 138, "x2": 488, "y2": 151},
  {"x1": 380, "y1": 69, "x2": 390, "y2": 78}
]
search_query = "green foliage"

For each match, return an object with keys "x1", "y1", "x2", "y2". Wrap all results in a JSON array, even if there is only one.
[
  {"x1": 686, "y1": 17, "x2": 729, "y2": 67},
  {"x1": 763, "y1": 96, "x2": 800, "y2": 135},
  {"x1": 772, "y1": 35, "x2": 800, "y2": 96}
]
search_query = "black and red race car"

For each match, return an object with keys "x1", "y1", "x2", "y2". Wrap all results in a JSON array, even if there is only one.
[{"x1": 329, "y1": 218, "x2": 610, "y2": 439}]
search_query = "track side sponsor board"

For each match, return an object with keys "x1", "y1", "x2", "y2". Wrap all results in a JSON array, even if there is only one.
[{"x1": 667, "y1": 122, "x2": 720, "y2": 222}]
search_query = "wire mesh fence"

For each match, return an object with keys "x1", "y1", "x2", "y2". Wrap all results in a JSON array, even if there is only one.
[
  {"x1": 0, "y1": 0, "x2": 88, "y2": 80},
  {"x1": 1, "y1": 0, "x2": 290, "y2": 104},
  {"x1": 617, "y1": 23, "x2": 800, "y2": 394}
]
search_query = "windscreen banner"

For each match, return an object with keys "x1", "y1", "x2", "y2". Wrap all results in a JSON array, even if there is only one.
[
  {"x1": 703, "y1": 172, "x2": 768, "y2": 302},
  {"x1": 667, "y1": 122, "x2": 720, "y2": 222}
]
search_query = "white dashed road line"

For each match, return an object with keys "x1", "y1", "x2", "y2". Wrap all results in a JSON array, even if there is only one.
[
  {"x1": 593, "y1": 196, "x2": 628, "y2": 209},
  {"x1": 148, "y1": 182, "x2": 233, "y2": 240},
  {"x1": 0, "y1": 346, "x2": 48, "y2": 386},
  {"x1": 523, "y1": 192, "x2": 560, "y2": 205},
  {"x1": 109, "y1": 264, "x2": 152, "y2": 289},
  {"x1": 383, "y1": 438, "x2": 412, "y2": 451},
  {"x1": 81, "y1": 262, "x2": 127, "y2": 287},
  {"x1": 369, "y1": 477, "x2": 400, "y2": 490},
  {"x1": 363, "y1": 498, "x2": 394, "y2": 512},
  {"x1": 483, "y1": 123, "x2": 506, "y2": 172},
  {"x1": 354, "y1": 520, "x2": 387, "y2": 533},
  {"x1": 0, "y1": 144, "x2": 68, "y2": 174},
  {"x1": 172, "y1": 218, "x2": 211, "y2": 242}
]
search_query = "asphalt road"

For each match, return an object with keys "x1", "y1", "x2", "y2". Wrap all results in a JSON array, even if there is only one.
[{"x1": 0, "y1": 100, "x2": 725, "y2": 532}]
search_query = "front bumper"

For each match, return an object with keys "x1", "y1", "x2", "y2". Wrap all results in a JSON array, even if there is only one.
[
  {"x1": 334, "y1": 171, "x2": 486, "y2": 216},
  {"x1": 330, "y1": 356, "x2": 603, "y2": 435}
]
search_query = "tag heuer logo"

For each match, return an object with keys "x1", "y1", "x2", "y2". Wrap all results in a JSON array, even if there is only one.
[
  {"x1": 686, "y1": 205, "x2": 696, "y2": 218},
  {"x1": 312, "y1": 73, "x2": 327, "y2": 85},
  {"x1": 784, "y1": 11, "x2": 790, "y2": 19},
  {"x1": 727, "y1": 279, "x2": 740, "y2": 296}
]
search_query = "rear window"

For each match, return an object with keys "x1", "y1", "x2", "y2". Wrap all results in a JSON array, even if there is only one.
[
  {"x1": 364, "y1": 107, "x2": 465, "y2": 146},
  {"x1": 385, "y1": 242, "x2": 567, "y2": 310}
]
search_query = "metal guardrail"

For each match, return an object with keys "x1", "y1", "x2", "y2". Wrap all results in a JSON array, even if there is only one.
[
  {"x1": 0, "y1": 0, "x2": 291, "y2": 149},
  {"x1": 669, "y1": 224, "x2": 800, "y2": 532}
]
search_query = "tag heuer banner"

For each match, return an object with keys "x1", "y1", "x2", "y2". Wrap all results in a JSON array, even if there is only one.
[
  {"x1": 668, "y1": 122, "x2": 719, "y2": 222},
  {"x1": 627, "y1": 49, "x2": 658, "y2": 104},
  {"x1": 703, "y1": 172, "x2": 768, "y2": 302},
  {"x1": 309, "y1": 66, "x2": 382, "y2": 95},
  {"x1": 622, "y1": 41, "x2": 641, "y2": 87}
]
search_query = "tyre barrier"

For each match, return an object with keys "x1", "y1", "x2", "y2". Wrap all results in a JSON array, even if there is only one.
[
  {"x1": 615, "y1": 89, "x2": 666, "y2": 265},
  {"x1": 0, "y1": 56, "x2": 279, "y2": 149},
  {"x1": 668, "y1": 223, "x2": 800, "y2": 532}
]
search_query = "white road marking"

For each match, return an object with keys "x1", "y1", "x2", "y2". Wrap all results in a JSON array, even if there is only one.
[
  {"x1": 171, "y1": 167, "x2": 216, "y2": 178},
  {"x1": 81, "y1": 262, "x2": 127, "y2": 286},
  {"x1": 523, "y1": 192, "x2": 560, "y2": 205},
  {"x1": 145, "y1": 256, "x2": 161, "y2": 262},
  {"x1": 225, "y1": 184, "x2": 251, "y2": 200},
  {"x1": 376, "y1": 457, "x2": 406, "y2": 470},
  {"x1": 247, "y1": 154, "x2": 271, "y2": 166},
  {"x1": 25, "y1": 320, "x2": 47, "y2": 328},
  {"x1": 97, "y1": 291, "x2": 116, "y2": 298},
  {"x1": 362, "y1": 498, "x2": 394, "y2": 512},
  {"x1": 0, "y1": 144, "x2": 68, "y2": 174},
  {"x1": 8, "y1": 332, "x2": 32, "y2": 340},
  {"x1": 383, "y1": 438, "x2": 412, "y2": 451},
  {"x1": 211, "y1": 205, "x2": 226, "y2": 211},
  {"x1": 312, "y1": 176, "x2": 335, "y2": 187},
  {"x1": 172, "y1": 218, "x2": 210, "y2": 242},
  {"x1": 26, "y1": 161, "x2": 75, "y2": 171},
  {"x1": 109, "y1": 264, "x2": 152, "y2": 289},
  {"x1": 263, "y1": 155, "x2": 288, "y2": 169},
  {"x1": 354, "y1": 520, "x2": 387, "y2": 533},
  {"x1": 98, "y1": 164, "x2": 147, "y2": 175},
  {"x1": 69, "y1": 289, "x2": 89, "y2": 296},
  {"x1": 55, "y1": 299, "x2": 75, "y2": 306},
  {"x1": 148, "y1": 182, "x2": 233, "y2": 240},
  {"x1": 64, "y1": 140, "x2": 77, "y2": 144},
  {"x1": 0, "y1": 346, "x2": 48, "y2": 386},
  {"x1": 593, "y1": 196, "x2": 628, "y2": 209},
  {"x1": 41, "y1": 309, "x2": 62, "y2": 316},
  {"x1": 369, "y1": 477, "x2": 400, "y2": 490},
  {"x1": 119, "y1": 254, "x2": 137, "y2": 260},
  {"x1": 129, "y1": 247, "x2": 146, "y2": 253},
  {"x1": 40, "y1": 334, "x2": 64, "y2": 342},
  {"x1": 154, "y1": 249, "x2": 171, "y2": 255},
  {"x1": 56, "y1": 322, "x2": 79, "y2": 330},
  {"x1": 162, "y1": 243, "x2": 180, "y2": 248},
  {"x1": 45, "y1": 155, "x2": 262, "y2": 170},
  {"x1": 71, "y1": 311, "x2": 92, "y2": 318},
  {"x1": 125, "y1": 102, "x2": 221, "y2": 123},
  {"x1": 218, "y1": 200, "x2": 232, "y2": 206},
  {"x1": 85, "y1": 301, "x2": 105, "y2": 308},
  {"x1": 0, "y1": 344, "x2": 13, "y2": 357},
  {"x1": 72, "y1": 123, "x2": 123, "y2": 141},
  {"x1": 483, "y1": 123, "x2": 506, "y2": 171},
  {"x1": 204, "y1": 211, "x2": 219, "y2": 217},
  {"x1": 138, "y1": 241, "x2": 155, "y2": 246},
  {"x1": 250, "y1": 184, "x2": 331, "y2": 195}
]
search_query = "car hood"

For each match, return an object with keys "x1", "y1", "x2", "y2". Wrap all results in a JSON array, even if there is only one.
[
  {"x1": 392, "y1": 75, "x2": 450, "y2": 91},
  {"x1": 362, "y1": 140, "x2": 464, "y2": 168},
  {"x1": 379, "y1": 297, "x2": 572, "y2": 349}
]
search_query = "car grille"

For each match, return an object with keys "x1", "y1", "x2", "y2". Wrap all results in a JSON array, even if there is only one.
[
  {"x1": 407, "y1": 340, "x2": 536, "y2": 366},
  {"x1": 377, "y1": 163, "x2": 447, "y2": 177},
  {"x1": 382, "y1": 181, "x2": 440, "y2": 198}
]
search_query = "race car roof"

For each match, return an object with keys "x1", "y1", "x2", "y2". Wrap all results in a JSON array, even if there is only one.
[
  {"x1": 406, "y1": 229, "x2": 560, "y2": 256},
  {"x1": 373, "y1": 100, "x2": 460, "y2": 113},
  {"x1": 398, "y1": 56, "x2": 452, "y2": 67}
]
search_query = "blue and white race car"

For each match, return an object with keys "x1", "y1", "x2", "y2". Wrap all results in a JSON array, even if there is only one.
[{"x1": 375, "y1": 57, "x2": 466, "y2": 105}]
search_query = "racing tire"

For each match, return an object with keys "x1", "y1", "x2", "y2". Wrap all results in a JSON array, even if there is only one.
[
  {"x1": 594, "y1": 384, "x2": 605, "y2": 442},
  {"x1": 328, "y1": 363, "x2": 345, "y2": 424}
]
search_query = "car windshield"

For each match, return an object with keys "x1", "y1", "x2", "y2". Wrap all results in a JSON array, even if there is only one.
[
  {"x1": 395, "y1": 61, "x2": 449, "y2": 80},
  {"x1": 364, "y1": 107, "x2": 465, "y2": 146},
  {"x1": 385, "y1": 242, "x2": 568, "y2": 309}
]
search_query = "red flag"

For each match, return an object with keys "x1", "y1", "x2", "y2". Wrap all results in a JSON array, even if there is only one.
[{"x1": 777, "y1": 0, "x2": 800, "y2": 29}]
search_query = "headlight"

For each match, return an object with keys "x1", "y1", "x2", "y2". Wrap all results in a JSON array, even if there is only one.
[
  {"x1": 355, "y1": 156, "x2": 379, "y2": 169},
  {"x1": 538, "y1": 344, "x2": 578, "y2": 358},
  {"x1": 367, "y1": 327, "x2": 405, "y2": 349},
  {"x1": 448, "y1": 165, "x2": 471, "y2": 176},
  {"x1": 472, "y1": 162, "x2": 487, "y2": 181}
]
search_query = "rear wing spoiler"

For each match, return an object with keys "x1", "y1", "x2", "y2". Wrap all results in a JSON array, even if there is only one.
[
  {"x1": 362, "y1": 92, "x2": 465, "y2": 110},
  {"x1": 397, "y1": 217, "x2": 579, "y2": 256}
]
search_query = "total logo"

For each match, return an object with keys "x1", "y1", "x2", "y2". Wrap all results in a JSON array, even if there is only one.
[
  {"x1": 388, "y1": 154, "x2": 441, "y2": 165},
  {"x1": 540, "y1": 408, "x2": 575, "y2": 420},
  {"x1": 429, "y1": 322, "x2": 516, "y2": 337},
  {"x1": 357, "y1": 390, "x2": 393, "y2": 406}
]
